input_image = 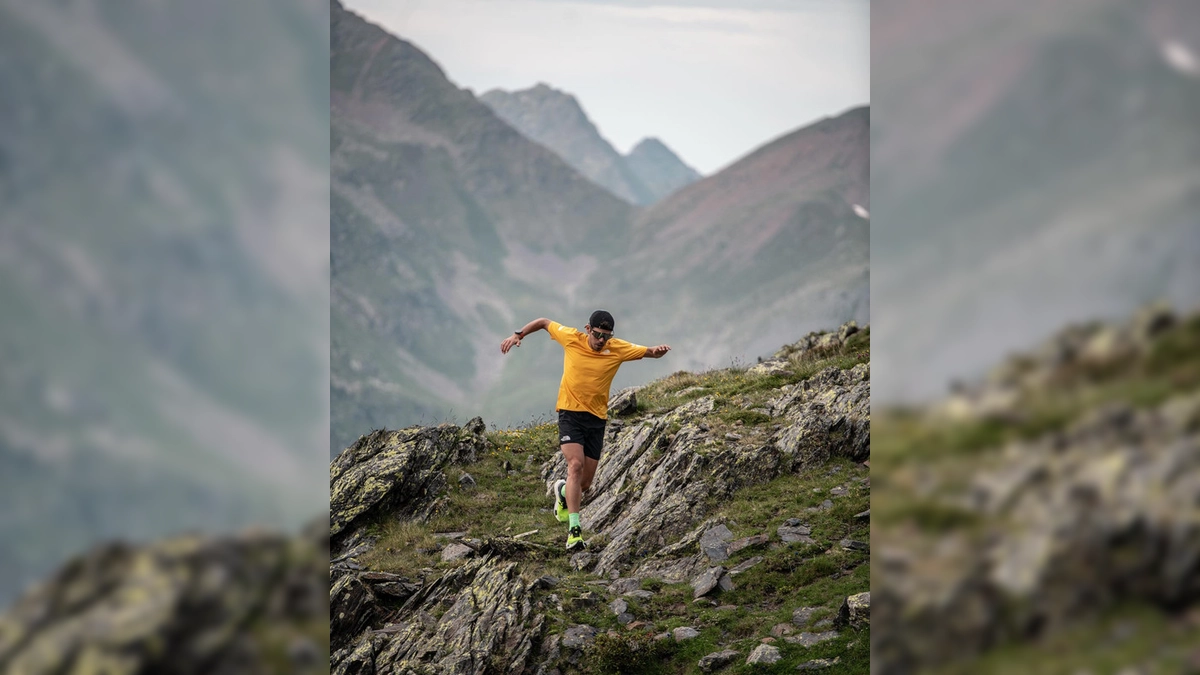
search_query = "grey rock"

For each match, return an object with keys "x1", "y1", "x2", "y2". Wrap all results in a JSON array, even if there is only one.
[
  {"x1": 692, "y1": 566, "x2": 728, "y2": 598},
  {"x1": 698, "y1": 649, "x2": 741, "y2": 672},
  {"x1": 778, "y1": 526, "x2": 817, "y2": 544},
  {"x1": 830, "y1": 486, "x2": 849, "y2": 496},
  {"x1": 701, "y1": 524, "x2": 735, "y2": 562},
  {"x1": 836, "y1": 592, "x2": 870, "y2": 630},
  {"x1": 797, "y1": 657, "x2": 841, "y2": 670},
  {"x1": 624, "y1": 590, "x2": 655, "y2": 600},
  {"x1": 784, "y1": 518, "x2": 805, "y2": 527},
  {"x1": 533, "y1": 575, "x2": 559, "y2": 589},
  {"x1": 608, "y1": 387, "x2": 640, "y2": 416},
  {"x1": 634, "y1": 555, "x2": 707, "y2": 584},
  {"x1": 838, "y1": 321, "x2": 859, "y2": 342},
  {"x1": 609, "y1": 598, "x2": 628, "y2": 615},
  {"x1": 608, "y1": 577, "x2": 641, "y2": 595},
  {"x1": 673, "y1": 626, "x2": 701, "y2": 641},
  {"x1": 570, "y1": 551, "x2": 593, "y2": 570},
  {"x1": 839, "y1": 539, "x2": 869, "y2": 552},
  {"x1": 441, "y1": 542, "x2": 474, "y2": 562},
  {"x1": 749, "y1": 360, "x2": 794, "y2": 377},
  {"x1": 330, "y1": 421, "x2": 489, "y2": 541},
  {"x1": 792, "y1": 606, "x2": 820, "y2": 626},
  {"x1": 812, "y1": 618, "x2": 834, "y2": 630},
  {"x1": 729, "y1": 534, "x2": 770, "y2": 554},
  {"x1": 729, "y1": 556, "x2": 764, "y2": 575},
  {"x1": 746, "y1": 643, "x2": 782, "y2": 664},
  {"x1": 616, "y1": 612, "x2": 634, "y2": 625},
  {"x1": 807, "y1": 500, "x2": 834, "y2": 513},
  {"x1": 854, "y1": 509, "x2": 870, "y2": 519},
  {"x1": 718, "y1": 573, "x2": 735, "y2": 592},
  {"x1": 785, "y1": 631, "x2": 839, "y2": 647},
  {"x1": 562, "y1": 624, "x2": 598, "y2": 649}
]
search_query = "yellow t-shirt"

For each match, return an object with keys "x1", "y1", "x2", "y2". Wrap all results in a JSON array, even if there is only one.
[{"x1": 547, "y1": 321, "x2": 647, "y2": 419}]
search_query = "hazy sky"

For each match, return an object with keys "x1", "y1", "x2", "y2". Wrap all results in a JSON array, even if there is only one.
[{"x1": 344, "y1": 0, "x2": 869, "y2": 175}]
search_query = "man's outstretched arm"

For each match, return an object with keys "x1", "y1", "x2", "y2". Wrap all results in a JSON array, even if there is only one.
[
  {"x1": 643, "y1": 345, "x2": 671, "y2": 359},
  {"x1": 500, "y1": 318, "x2": 551, "y2": 354}
]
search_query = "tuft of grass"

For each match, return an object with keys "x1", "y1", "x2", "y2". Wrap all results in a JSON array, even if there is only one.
[{"x1": 581, "y1": 630, "x2": 677, "y2": 675}]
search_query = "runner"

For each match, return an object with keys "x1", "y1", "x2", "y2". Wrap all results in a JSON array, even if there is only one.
[{"x1": 500, "y1": 310, "x2": 670, "y2": 550}]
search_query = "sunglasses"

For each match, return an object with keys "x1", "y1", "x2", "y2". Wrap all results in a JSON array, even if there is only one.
[{"x1": 590, "y1": 329, "x2": 613, "y2": 341}]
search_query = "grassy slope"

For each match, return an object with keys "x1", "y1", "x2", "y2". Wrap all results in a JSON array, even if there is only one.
[
  {"x1": 355, "y1": 336, "x2": 871, "y2": 674},
  {"x1": 874, "y1": 314, "x2": 1200, "y2": 672}
]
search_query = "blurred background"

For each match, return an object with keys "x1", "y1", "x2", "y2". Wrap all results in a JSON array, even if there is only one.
[
  {"x1": 0, "y1": 0, "x2": 329, "y2": 614},
  {"x1": 871, "y1": 0, "x2": 1200, "y2": 672},
  {"x1": 330, "y1": 0, "x2": 870, "y2": 456}
]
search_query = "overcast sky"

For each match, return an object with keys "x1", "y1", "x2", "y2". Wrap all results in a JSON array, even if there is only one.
[{"x1": 344, "y1": 0, "x2": 869, "y2": 175}]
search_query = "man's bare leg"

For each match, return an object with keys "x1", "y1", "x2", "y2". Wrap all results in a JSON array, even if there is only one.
[
  {"x1": 579, "y1": 457, "x2": 599, "y2": 496},
  {"x1": 561, "y1": 443, "x2": 586, "y2": 513}
]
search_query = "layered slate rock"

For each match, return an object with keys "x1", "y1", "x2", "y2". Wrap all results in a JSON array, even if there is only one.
[
  {"x1": 332, "y1": 556, "x2": 544, "y2": 675},
  {"x1": 330, "y1": 418, "x2": 489, "y2": 545},
  {"x1": 0, "y1": 521, "x2": 328, "y2": 675},
  {"x1": 769, "y1": 363, "x2": 870, "y2": 467},
  {"x1": 538, "y1": 362, "x2": 869, "y2": 579},
  {"x1": 328, "y1": 325, "x2": 872, "y2": 674}
]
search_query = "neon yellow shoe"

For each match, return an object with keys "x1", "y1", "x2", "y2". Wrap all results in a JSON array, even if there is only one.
[
  {"x1": 553, "y1": 479, "x2": 569, "y2": 523},
  {"x1": 566, "y1": 525, "x2": 586, "y2": 551}
]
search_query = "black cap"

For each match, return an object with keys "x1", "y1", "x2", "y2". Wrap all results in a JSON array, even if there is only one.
[{"x1": 589, "y1": 310, "x2": 614, "y2": 331}]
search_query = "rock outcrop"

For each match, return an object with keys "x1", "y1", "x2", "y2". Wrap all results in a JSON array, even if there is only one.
[
  {"x1": 874, "y1": 306, "x2": 1200, "y2": 673},
  {"x1": 329, "y1": 323, "x2": 871, "y2": 674},
  {"x1": 330, "y1": 419, "x2": 489, "y2": 544},
  {"x1": 0, "y1": 520, "x2": 328, "y2": 674}
]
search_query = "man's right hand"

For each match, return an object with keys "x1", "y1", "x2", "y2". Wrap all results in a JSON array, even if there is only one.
[{"x1": 500, "y1": 334, "x2": 521, "y2": 354}]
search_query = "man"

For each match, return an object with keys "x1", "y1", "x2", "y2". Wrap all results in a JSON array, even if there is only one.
[{"x1": 500, "y1": 310, "x2": 670, "y2": 550}]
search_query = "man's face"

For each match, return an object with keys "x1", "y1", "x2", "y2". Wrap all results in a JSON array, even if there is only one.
[{"x1": 585, "y1": 324, "x2": 613, "y2": 351}]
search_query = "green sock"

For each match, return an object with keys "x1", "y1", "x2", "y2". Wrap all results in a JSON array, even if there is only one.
[{"x1": 569, "y1": 513, "x2": 580, "y2": 530}]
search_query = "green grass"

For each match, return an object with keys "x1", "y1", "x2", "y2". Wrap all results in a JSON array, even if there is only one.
[
  {"x1": 928, "y1": 603, "x2": 1200, "y2": 675},
  {"x1": 350, "y1": 322, "x2": 872, "y2": 672},
  {"x1": 633, "y1": 332, "x2": 870, "y2": 417}
]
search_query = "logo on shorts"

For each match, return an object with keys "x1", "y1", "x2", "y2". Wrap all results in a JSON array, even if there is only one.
[{"x1": 561, "y1": 435, "x2": 571, "y2": 442}]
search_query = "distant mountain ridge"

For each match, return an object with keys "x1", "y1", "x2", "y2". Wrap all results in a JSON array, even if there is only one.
[
  {"x1": 330, "y1": 0, "x2": 868, "y2": 453},
  {"x1": 480, "y1": 83, "x2": 701, "y2": 205}
]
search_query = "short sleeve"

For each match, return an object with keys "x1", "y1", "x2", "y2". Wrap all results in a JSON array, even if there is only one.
[
  {"x1": 616, "y1": 340, "x2": 647, "y2": 361},
  {"x1": 547, "y1": 321, "x2": 578, "y2": 346}
]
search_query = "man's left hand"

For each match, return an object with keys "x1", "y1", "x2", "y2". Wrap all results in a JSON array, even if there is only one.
[{"x1": 645, "y1": 345, "x2": 671, "y2": 358}]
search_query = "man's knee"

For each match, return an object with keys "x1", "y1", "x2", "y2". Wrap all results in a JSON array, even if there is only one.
[{"x1": 565, "y1": 456, "x2": 584, "y2": 475}]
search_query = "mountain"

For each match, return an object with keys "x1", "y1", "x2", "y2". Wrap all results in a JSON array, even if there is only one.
[
  {"x1": 625, "y1": 136, "x2": 704, "y2": 201},
  {"x1": 330, "y1": 1, "x2": 868, "y2": 452},
  {"x1": 0, "y1": 0, "x2": 328, "y2": 607},
  {"x1": 330, "y1": 1, "x2": 633, "y2": 454},
  {"x1": 480, "y1": 84, "x2": 701, "y2": 204},
  {"x1": 602, "y1": 106, "x2": 870, "y2": 388},
  {"x1": 871, "y1": 0, "x2": 1200, "y2": 403},
  {"x1": 329, "y1": 326, "x2": 871, "y2": 674}
]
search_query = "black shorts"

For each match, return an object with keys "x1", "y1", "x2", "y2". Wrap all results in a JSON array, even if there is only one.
[{"x1": 557, "y1": 409, "x2": 607, "y2": 460}]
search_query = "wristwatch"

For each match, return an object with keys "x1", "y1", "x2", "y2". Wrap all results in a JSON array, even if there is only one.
[{"x1": 514, "y1": 330, "x2": 524, "y2": 339}]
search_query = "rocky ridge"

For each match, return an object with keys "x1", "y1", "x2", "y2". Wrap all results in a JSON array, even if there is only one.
[
  {"x1": 0, "y1": 520, "x2": 328, "y2": 674},
  {"x1": 873, "y1": 305, "x2": 1200, "y2": 673},
  {"x1": 479, "y1": 84, "x2": 701, "y2": 205},
  {"x1": 329, "y1": 323, "x2": 871, "y2": 674}
]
